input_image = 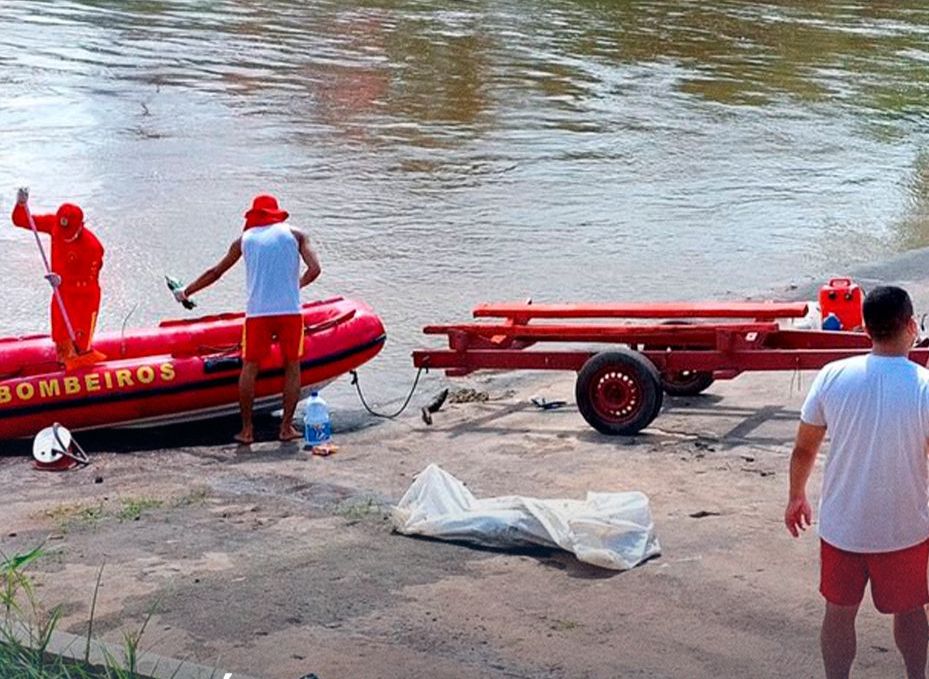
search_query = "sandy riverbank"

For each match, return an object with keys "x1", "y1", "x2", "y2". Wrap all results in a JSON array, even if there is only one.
[{"x1": 4, "y1": 263, "x2": 929, "y2": 679}]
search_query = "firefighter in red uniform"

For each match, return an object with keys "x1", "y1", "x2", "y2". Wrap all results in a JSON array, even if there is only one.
[{"x1": 11, "y1": 188, "x2": 105, "y2": 363}]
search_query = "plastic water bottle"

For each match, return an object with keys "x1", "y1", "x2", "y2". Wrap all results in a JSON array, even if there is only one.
[
  {"x1": 822, "y1": 312, "x2": 843, "y2": 331},
  {"x1": 303, "y1": 392, "x2": 331, "y2": 447}
]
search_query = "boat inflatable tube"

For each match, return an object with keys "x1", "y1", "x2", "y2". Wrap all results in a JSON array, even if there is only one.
[{"x1": 1, "y1": 297, "x2": 386, "y2": 440}]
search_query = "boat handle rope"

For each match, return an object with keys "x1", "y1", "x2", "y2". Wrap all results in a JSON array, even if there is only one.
[
  {"x1": 197, "y1": 344, "x2": 241, "y2": 355},
  {"x1": 350, "y1": 365, "x2": 427, "y2": 419}
]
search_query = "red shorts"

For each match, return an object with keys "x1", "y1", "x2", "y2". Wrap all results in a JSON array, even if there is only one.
[
  {"x1": 242, "y1": 314, "x2": 304, "y2": 363},
  {"x1": 820, "y1": 538, "x2": 929, "y2": 613}
]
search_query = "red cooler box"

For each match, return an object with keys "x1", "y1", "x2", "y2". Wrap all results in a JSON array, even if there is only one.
[{"x1": 819, "y1": 278, "x2": 863, "y2": 330}]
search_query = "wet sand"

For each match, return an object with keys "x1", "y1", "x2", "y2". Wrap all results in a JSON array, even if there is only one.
[{"x1": 4, "y1": 264, "x2": 929, "y2": 678}]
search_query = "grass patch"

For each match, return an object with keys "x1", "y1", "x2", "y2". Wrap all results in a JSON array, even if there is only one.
[
  {"x1": 44, "y1": 501, "x2": 107, "y2": 533},
  {"x1": 1, "y1": 545, "x2": 155, "y2": 678},
  {"x1": 116, "y1": 498, "x2": 163, "y2": 523},
  {"x1": 334, "y1": 496, "x2": 385, "y2": 524},
  {"x1": 2, "y1": 545, "x2": 234, "y2": 678},
  {"x1": 41, "y1": 488, "x2": 210, "y2": 533},
  {"x1": 170, "y1": 487, "x2": 209, "y2": 508}
]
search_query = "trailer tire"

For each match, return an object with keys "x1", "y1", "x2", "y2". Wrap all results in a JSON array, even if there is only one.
[
  {"x1": 576, "y1": 350, "x2": 663, "y2": 436},
  {"x1": 647, "y1": 320, "x2": 715, "y2": 397},
  {"x1": 661, "y1": 370, "x2": 715, "y2": 397}
]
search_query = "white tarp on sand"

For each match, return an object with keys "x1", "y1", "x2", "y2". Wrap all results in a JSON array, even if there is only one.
[{"x1": 391, "y1": 464, "x2": 660, "y2": 570}]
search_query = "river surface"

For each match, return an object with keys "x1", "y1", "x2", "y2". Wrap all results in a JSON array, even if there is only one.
[{"x1": 1, "y1": 1, "x2": 928, "y2": 401}]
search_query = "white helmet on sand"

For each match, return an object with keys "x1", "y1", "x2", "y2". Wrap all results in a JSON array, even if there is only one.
[{"x1": 32, "y1": 424, "x2": 90, "y2": 471}]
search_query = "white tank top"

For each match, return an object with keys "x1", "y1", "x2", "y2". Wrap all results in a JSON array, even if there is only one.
[
  {"x1": 801, "y1": 354, "x2": 929, "y2": 552},
  {"x1": 242, "y1": 224, "x2": 301, "y2": 317}
]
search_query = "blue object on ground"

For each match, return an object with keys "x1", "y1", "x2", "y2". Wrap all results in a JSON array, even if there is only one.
[{"x1": 822, "y1": 312, "x2": 842, "y2": 331}]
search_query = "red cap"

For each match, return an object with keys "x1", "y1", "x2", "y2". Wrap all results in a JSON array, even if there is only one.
[
  {"x1": 55, "y1": 203, "x2": 84, "y2": 239},
  {"x1": 244, "y1": 194, "x2": 289, "y2": 230}
]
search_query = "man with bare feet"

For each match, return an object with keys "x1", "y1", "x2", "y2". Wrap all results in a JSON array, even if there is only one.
[
  {"x1": 785, "y1": 285, "x2": 929, "y2": 679},
  {"x1": 175, "y1": 194, "x2": 321, "y2": 444}
]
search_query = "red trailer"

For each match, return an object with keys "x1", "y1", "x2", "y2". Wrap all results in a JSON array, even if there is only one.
[{"x1": 412, "y1": 300, "x2": 929, "y2": 435}]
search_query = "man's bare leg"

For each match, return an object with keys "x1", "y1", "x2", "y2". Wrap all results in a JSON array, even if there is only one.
[
  {"x1": 894, "y1": 607, "x2": 928, "y2": 679},
  {"x1": 235, "y1": 361, "x2": 260, "y2": 444},
  {"x1": 279, "y1": 360, "x2": 301, "y2": 441},
  {"x1": 822, "y1": 602, "x2": 859, "y2": 679}
]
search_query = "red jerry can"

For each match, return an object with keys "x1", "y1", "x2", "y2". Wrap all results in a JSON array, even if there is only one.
[{"x1": 819, "y1": 278, "x2": 863, "y2": 331}]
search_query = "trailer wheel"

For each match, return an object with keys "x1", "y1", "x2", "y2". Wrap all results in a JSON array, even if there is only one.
[
  {"x1": 576, "y1": 350, "x2": 663, "y2": 435},
  {"x1": 647, "y1": 320, "x2": 715, "y2": 397},
  {"x1": 661, "y1": 370, "x2": 715, "y2": 397}
]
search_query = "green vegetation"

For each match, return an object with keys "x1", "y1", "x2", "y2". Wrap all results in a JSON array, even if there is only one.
[
  {"x1": 43, "y1": 488, "x2": 210, "y2": 533},
  {"x1": 115, "y1": 498, "x2": 164, "y2": 523},
  {"x1": 1, "y1": 545, "x2": 158, "y2": 677},
  {"x1": 1, "y1": 545, "x2": 224, "y2": 679},
  {"x1": 171, "y1": 488, "x2": 209, "y2": 508},
  {"x1": 44, "y1": 502, "x2": 106, "y2": 532},
  {"x1": 334, "y1": 496, "x2": 385, "y2": 523}
]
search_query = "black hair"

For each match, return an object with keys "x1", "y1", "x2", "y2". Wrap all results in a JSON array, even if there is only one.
[{"x1": 863, "y1": 286, "x2": 913, "y2": 341}]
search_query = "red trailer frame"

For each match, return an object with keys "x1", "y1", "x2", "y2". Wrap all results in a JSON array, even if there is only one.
[{"x1": 412, "y1": 301, "x2": 929, "y2": 435}]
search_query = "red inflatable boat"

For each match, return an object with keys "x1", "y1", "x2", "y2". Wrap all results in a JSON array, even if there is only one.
[{"x1": 0, "y1": 297, "x2": 385, "y2": 440}]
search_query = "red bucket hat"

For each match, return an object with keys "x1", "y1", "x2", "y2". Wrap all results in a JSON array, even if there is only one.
[
  {"x1": 55, "y1": 203, "x2": 84, "y2": 239},
  {"x1": 244, "y1": 194, "x2": 289, "y2": 230}
]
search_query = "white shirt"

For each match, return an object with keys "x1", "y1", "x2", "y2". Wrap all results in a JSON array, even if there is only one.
[
  {"x1": 801, "y1": 354, "x2": 929, "y2": 552},
  {"x1": 242, "y1": 224, "x2": 301, "y2": 317}
]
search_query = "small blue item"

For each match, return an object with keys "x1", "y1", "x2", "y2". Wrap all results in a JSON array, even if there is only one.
[
  {"x1": 822, "y1": 312, "x2": 843, "y2": 331},
  {"x1": 303, "y1": 391, "x2": 331, "y2": 447}
]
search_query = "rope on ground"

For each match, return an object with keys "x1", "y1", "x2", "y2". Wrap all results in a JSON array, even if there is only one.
[{"x1": 350, "y1": 366, "x2": 427, "y2": 419}]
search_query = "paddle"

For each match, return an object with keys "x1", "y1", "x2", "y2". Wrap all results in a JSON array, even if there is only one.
[{"x1": 19, "y1": 190, "x2": 106, "y2": 370}]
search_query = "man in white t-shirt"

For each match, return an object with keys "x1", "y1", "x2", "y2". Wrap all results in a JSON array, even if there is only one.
[
  {"x1": 177, "y1": 194, "x2": 322, "y2": 444},
  {"x1": 785, "y1": 286, "x2": 929, "y2": 679}
]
